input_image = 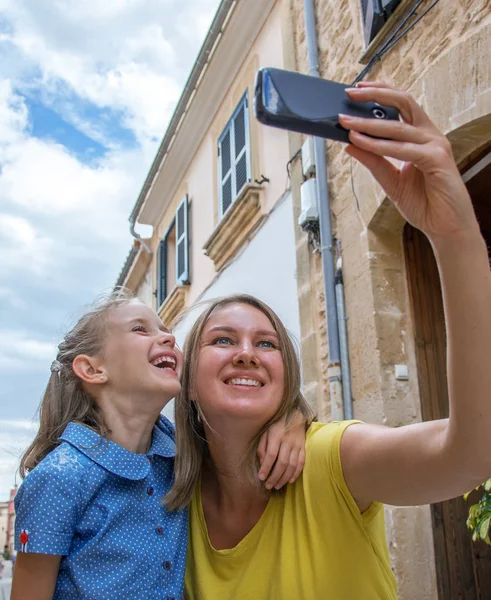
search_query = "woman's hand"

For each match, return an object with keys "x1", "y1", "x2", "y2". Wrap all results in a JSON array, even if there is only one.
[
  {"x1": 340, "y1": 82, "x2": 480, "y2": 244},
  {"x1": 257, "y1": 412, "x2": 306, "y2": 490}
]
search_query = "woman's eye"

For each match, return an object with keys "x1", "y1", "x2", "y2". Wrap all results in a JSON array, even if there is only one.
[
  {"x1": 213, "y1": 337, "x2": 232, "y2": 345},
  {"x1": 258, "y1": 340, "x2": 277, "y2": 349},
  {"x1": 132, "y1": 325, "x2": 147, "y2": 333}
]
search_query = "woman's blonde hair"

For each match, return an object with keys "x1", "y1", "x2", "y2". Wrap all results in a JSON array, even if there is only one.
[
  {"x1": 165, "y1": 294, "x2": 316, "y2": 511},
  {"x1": 19, "y1": 289, "x2": 134, "y2": 478}
]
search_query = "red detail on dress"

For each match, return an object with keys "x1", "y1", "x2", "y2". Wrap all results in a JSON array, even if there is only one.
[{"x1": 19, "y1": 531, "x2": 29, "y2": 545}]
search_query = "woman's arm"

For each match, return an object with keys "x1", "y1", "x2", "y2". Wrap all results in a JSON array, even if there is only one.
[
  {"x1": 11, "y1": 553, "x2": 61, "y2": 600},
  {"x1": 337, "y1": 83, "x2": 491, "y2": 509}
]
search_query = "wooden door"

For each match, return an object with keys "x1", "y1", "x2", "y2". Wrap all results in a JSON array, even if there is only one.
[{"x1": 403, "y1": 158, "x2": 491, "y2": 599}]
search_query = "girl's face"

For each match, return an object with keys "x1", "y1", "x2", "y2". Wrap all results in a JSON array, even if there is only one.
[
  {"x1": 100, "y1": 300, "x2": 183, "y2": 401},
  {"x1": 195, "y1": 303, "x2": 285, "y2": 425}
]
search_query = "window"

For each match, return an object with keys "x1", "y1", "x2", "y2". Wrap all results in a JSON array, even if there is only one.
[
  {"x1": 218, "y1": 93, "x2": 251, "y2": 217},
  {"x1": 361, "y1": 0, "x2": 402, "y2": 45},
  {"x1": 157, "y1": 195, "x2": 190, "y2": 307}
]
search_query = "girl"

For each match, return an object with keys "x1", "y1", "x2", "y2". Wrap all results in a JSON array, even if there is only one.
[
  {"x1": 169, "y1": 83, "x2": 491, "y2": 599},
  {"x1": 11, "y1": 294, "x2": 307, "y2": 600}
]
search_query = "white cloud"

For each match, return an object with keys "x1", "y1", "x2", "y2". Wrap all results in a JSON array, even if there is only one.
[
  {"x1": 0, "y1": 419, "x2": 39, "y2": 501},
  {"x1": 1, "y1": 0, "x2": 219, "y2": 142},
  {"x1": 0, "y1": 0, "x2": 221, "y2": 501}
]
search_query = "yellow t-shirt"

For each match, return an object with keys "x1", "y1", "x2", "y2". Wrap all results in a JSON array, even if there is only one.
[{"x1": 185, "y1": 421, "x2": 397, "y2": 600}]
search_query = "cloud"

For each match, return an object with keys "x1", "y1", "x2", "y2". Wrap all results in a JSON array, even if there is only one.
[
  {"x1": 0, "y1": 0, "x2": 220, "y2": 499},
  {"x1": 0, "y1": 330, "x2": 57, "y2": 369},
  {"x1": 0, "y1": 419, "x2": 39, "y2": 498},
  {"x1": 1, "y1": 0, "x2": 219, "y2": 143}
]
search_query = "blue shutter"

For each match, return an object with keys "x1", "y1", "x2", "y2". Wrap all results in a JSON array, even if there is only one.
[
  {"x1": 232, "y1": 96, "x2": 251, "y2": 197},
  {"x1": 157, "y1": 238, "x2": 168, "y2": 307},
  {"x1": 175, "y1": 195, "x2": 190, "y2": 285},
  {"x1": 218, "y1": 93, "x2": 251, "y2": 217},
  {"x1": 218, "y1": 127, "x2": 232, "y2": 216}
]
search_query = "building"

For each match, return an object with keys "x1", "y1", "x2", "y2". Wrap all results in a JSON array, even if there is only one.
[
  {"x1": 117, "y1": 0, "x2": 491, "y2": 598},
  {"x1": 6, "y1": 487, "x2": 16, "y2": 556},
  {"x1": 116, "y1": 0, "x2": 303, "y2": 421},
  {"x1": 287, "y1": 1, "x2": 491, "y2": 599},
  {"x1": 0, "y1": 501, "x2": 8, "y2": 556}
]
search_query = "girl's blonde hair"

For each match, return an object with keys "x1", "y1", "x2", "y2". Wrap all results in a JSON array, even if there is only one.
[
  {"x1": 19, "y1": 289, "x2": 134, "y2": 478},
  {"x1": 165, "y1": 294, "x2": 316, "y2": 511}
]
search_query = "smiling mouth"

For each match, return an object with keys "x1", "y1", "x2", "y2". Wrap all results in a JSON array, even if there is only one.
[
  {"x1": 151, "y1": 356, "x2": 177, "y2": 371},
  {"x1": 225, "y1": 378, "x2": 263, "y2": 388}
]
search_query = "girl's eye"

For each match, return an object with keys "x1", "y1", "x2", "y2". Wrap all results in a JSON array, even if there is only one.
[
  {"x1": 258, "y1": 340, "x2": 277, "y2": 349},
  {"x1": 132, "y1": 325, "x2": 147, "y2": 333}
]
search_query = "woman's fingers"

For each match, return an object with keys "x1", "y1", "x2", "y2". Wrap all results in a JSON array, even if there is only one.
[
  {"x1": 339, "y1": 113, "x2": 430, "y2": 144},
  {"x1": 346, "y1": 85, "x2": 435, "y2": 130},
  {"x1": 289, "y1": 448, "x2": 305, "y2": 484},
  {"x1": 348, "y1": 130, "x2": 426, "y2": 164},
  {"x1": 257, "y1": 430, "x2": 274, "y2": 481},
  {"x1": 264, "y1": 446, "x2": 298, "y2": 490}
]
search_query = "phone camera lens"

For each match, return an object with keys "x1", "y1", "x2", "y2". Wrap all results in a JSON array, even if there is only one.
[{"x1": 372, "y1": 108, "x2": 386, "y2": 119}]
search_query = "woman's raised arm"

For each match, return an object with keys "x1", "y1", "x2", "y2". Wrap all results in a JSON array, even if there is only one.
[{"x1": 337, "y1": 83, "x2": 491, "y2": 509}]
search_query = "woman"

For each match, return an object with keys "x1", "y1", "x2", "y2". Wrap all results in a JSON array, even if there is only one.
[{"x1": 167, "y1": 82, "x2": 491, "y2": 599}]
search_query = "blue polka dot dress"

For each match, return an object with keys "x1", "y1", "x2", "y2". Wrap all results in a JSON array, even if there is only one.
[{"x1": 15, "y1": 416, "x2": 188, "y2": 600}]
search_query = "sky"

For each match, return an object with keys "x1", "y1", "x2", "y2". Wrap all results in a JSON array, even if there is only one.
[{"x1": 0, "y1": 0, "x2": 221, "y2": 501}]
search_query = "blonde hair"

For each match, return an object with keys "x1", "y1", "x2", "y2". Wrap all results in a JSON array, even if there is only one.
[
  {"x1": 165, "y1": 294, "x2": 316, "y2": 511},
  {"x1": 19, "y1": 289, "x2": 135, "y2": 478}
]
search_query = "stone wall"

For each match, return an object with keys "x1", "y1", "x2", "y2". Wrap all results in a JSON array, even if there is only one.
[{"x1": 285, "y1": 0, "x2": 491, "y2": 597}]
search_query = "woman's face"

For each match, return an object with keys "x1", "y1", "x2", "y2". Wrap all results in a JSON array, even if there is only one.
[{"x1": 195, "y1": 303, "x2": 285, "y2": 425}]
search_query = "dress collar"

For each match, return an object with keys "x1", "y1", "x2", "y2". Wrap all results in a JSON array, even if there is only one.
[{"x1": 59, "y1": 416, "x2": 175, "y2": 480}]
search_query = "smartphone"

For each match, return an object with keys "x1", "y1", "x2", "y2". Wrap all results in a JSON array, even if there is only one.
[{"x1": 254, "y1": 67, "x2": 400, "y2": 143}]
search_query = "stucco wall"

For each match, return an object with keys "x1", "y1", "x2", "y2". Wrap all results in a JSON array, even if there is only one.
[
  {"x1": 163, "y1": 193, "x2": 301, "y2": 421},
  {"x1": 148, "y1": 2, "x2": 292, "y2": 311},
  {"x1": 288, "y1": 0, "x2": 491, "y2": 598}
]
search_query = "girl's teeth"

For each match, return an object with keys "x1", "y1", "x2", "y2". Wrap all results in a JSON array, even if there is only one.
[{"x1": 152, "y1": 356, "x2": 176, "y2": 368}]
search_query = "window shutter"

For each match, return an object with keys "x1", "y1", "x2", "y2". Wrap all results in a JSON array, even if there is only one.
[
  {"x1": 363, "y1": 0, "x2": 385, "y2": 45},
  {"x1": 218, "y1": 94, "x2": 251, "y2": 217},
  {"x1": 361, "y1": 0, "x2": 402, "y2": 45},
  {"x1": 175, "y1": 195, "x2": 189, "y2": 285},
  {"x1": 157, "y1": 238, "x2": 168, "y2": 307},
  {"x1": 219, "y1": 128, "x2": 233, "y2": 216},
  {"x1": 232, "y1": 97, "x2": 251, "y2": 197}
]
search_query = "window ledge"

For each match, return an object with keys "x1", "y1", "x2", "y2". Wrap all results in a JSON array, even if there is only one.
[
  {"x1": 158, "y1": 285, "x2": 188, "y2": 327},
  {"x1": 359, "y1": 0, "x2": 418, "y2": 65},
  {"x1": 204, "y1": 183, "x2": 265, "y2": 271}
]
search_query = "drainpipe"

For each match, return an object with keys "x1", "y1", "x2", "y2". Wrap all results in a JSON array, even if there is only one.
[
  {"x1": 303, "y1": 0, "x2": 347, "y2": 420},
  {"x1": 336, "y1": 242, "x2": 353, "y2": 420},
  {"x1": 130, "y1": 222, "x2": 152, "y2": 255}
]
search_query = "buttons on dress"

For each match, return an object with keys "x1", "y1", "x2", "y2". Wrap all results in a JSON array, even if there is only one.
[
  {"x1": 155, "y1": 526, "x2": 164, "y2": 535},
  {"x1": 147, "y1": 487, "x2": 155, "y2": 496},
  {"x1": 163, "y1": 561, "x2": 172, "y2": 571}
]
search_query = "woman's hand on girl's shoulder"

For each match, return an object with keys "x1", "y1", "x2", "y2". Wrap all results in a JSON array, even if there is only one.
[{"x1": 257, "y1": 412, "x2": 307, "y2": 490}]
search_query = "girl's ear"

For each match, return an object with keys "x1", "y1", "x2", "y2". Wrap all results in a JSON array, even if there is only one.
[{"x1": 72, "y1": 355, "x2": 107, "y2": 385}]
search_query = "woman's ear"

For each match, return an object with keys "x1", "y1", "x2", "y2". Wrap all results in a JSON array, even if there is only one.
[{"x1": 72, "y1": 355, "x2": 107, "y2": 385}]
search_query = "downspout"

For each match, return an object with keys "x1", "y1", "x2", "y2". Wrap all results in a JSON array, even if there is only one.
[
  {"x1": 129, "y1": 222, "x2": 152, "y2": 255},
  {"x1": 303, "y1": 0, "x2": 349, "y2": 420},
  {"x1": 336, "y1": 242, "x2": 353, "y2": 420}
]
